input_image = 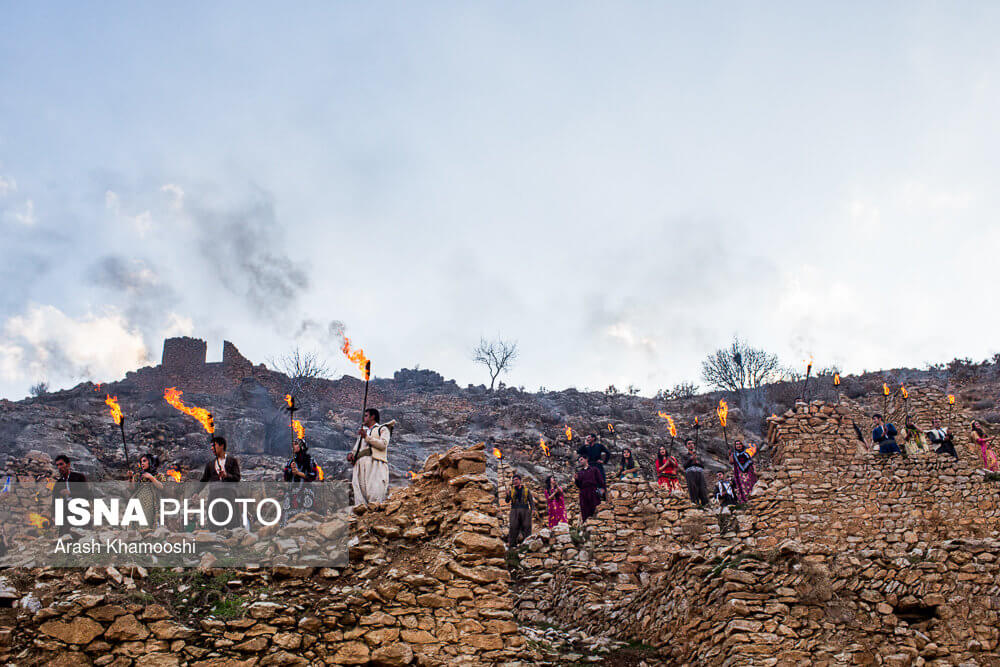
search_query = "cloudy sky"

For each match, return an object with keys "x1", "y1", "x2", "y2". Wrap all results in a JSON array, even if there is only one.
[{"x1": 2, "y1": 2, "x2": 1000, "y2": 400}]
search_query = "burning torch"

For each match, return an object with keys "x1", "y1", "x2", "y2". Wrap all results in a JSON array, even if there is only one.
[
  {"x1": 803, "y1": 359, "x2": 813, "y2": 401},
  {"x1": 658, "y1": 412, "x2": 677, "y2": 451},
  {"x1": 717, "y1": 399, "x2": 730, "y2": 454},
  {"x1": 882, "y1": 383, "x2": 891, "y2": 416},
  {"x1": 284, "y1": 394, "x2": 299, "y2": 448},
  {"x1": 948, "y1": 394, "x2": 956, "y2": 426},
  {"x1": 694, "y1": 416, "x2": 700, "y2": 447},
  {"x1": 105, "y1": 395, "x2": 131, "y2": 472},
  {"x1": 163, "y1": 387, "x2": 215, "y2": 440},
  {"x1": 900, "y1": 384, "x2": 909, "y2": 424},
  {"x1": 834, "y1": 373, "x2": 841, "y2": 405}
]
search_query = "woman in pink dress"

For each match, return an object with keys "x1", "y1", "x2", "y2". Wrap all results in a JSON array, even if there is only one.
[
  {"x1": 971, "y1": 421, "x2": 999, "y2": 472},
  {"x1": 544, "y1": 475, "x2": 568, "y2": 527}
]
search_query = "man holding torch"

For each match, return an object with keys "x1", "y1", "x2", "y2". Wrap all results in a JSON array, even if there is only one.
[{"x1": 348, "y1": 407, "x2": 391, "y2": 506}]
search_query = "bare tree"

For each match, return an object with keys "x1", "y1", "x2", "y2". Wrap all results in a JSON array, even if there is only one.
[
  {"x1": 29, "y1": 381, "x2": 49, "y2": 397},
  {"x1": 271, "y1": 348, "x2": 331, "y2": 394},
  {"x1": 472, "y1": 336, "x2": 518, "y2": 390},
  {"x1": 701, "y1": 337, "x2": 781, "y2": 394}
]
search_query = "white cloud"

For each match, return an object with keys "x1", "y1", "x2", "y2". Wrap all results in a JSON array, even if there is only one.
[
  {"x1": 0, "y1": 304, "x2": 150, "y2": 385},
  {"x1": 3, "y1": 199, "x2": 35, "y2": 226},
  {"x1": 105, "y1": 189, "x2": 154, "y2": 237},
  {"x1": 605, "y1": 322, "x2": 657, "y2": 354},
  {"x1": 161, "y1": 312, "x2": 195, "y2": 338},
  {"x1": 0, "y1": 175, "x2": 15, "y2": 197},
  {"x1": 161, "y1": 183, "x2": 184, "y2": 209}
]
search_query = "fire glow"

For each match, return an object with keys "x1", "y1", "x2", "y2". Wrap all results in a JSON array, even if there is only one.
[
  {"x1": 717, "y1": 400, "x2": 728, "y2": 428},
  {"x1": 900, "y1": 385, "x2": 908, "y2": 400},
  {"x1": 105, "y1": 395, "x2": 123, "y2": 425},
  {"x1": 657, "y1": 412, "x2": 677, "y2": 438},
  {"x1": 834, "y1": 373, "x2": 840, "y2": 386},
  {"x1": 564, "y1": 426, "x2": 573, "y2": 440},
  {"x1": 493, "y1": 447, "x2": 502, "y2": 459},
  {"x1": 27, "y1": 512, "x2": 49, "y2": 530},
  {"x1": 341, "y1": 337, "x2": 370, "y2": 381},
  {"x1": 608, "y1": 423, "x2": 614, "y2": 433},
  {"x1": 166, "y1": 469, "x2": 182, "y2": 483},
  {"x1": 539, "y1": 437, "x2": 550, "y2": 456},
  {"x1": 948, "y1": 394, "x2": 956, "y2": 405},
  {"x1": 883, "y1": 383, "x2": 891, "y2": 396},
  {"x1": 163, "y1": 387, "x2": 215, "y2": 433},
  {"x1": 292, "y1": 420, "x2": 305, "y2": 440},
  {"x1": 284, "y1": 394, "x2": 293, "y2": 409}
]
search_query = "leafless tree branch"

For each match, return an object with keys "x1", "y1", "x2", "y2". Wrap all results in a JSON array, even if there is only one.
[{"x1": 472, "y1": 336, "x2": 518, "y2": 390}]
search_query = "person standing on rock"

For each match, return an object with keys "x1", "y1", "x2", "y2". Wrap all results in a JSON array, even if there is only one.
[
  {"x1": 872, "y1": 414, "x2": 901, "y2": 456},
  {"x1": 505, "y1": 474, "x2": 535, "y2": 548},
  {"x1": 655, "y1": 446, "x2": 680, "y2": 492},
  {"x1": 682, "y1": 440, "x2": 710, "y2": 507},
  {"x1": 926, "y1": 419, "x2": 958, "y2": 459},
  {"x1": 543, "y1": 476, "x2": 568, "y2": 528},
  {"x1": 576, "y1": 433, "x2": 610, "y2": 498},
  {"x1": 348, "y1": 408, "x2": 390, "y2": 506},
  {"x1": 713, "y1": 473, "x2": 736, "y2": 508},
  {"x1": 729, "y1": 440, "x2": 757, "y2": 504},
  {"x1": 575, "y1": 455, "x2": 603, "y2": 522},
  {"x1": 970, "y1": 421, "x2": 999, "y2": 472},
  {"x1": 198, "y1": 437, "x2": 241, "y2": 528},
  {"x1": 52, "y1": 454, "x2": 88, "y2": 536}
]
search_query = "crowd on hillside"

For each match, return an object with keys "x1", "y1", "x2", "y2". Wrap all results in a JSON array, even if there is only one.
[
  {"x1": 503, "y1": 432, "x2": 760, "y2": 549},
  {"x1": 503, "y1": 415, "x2": 1000, "y2": 550}
]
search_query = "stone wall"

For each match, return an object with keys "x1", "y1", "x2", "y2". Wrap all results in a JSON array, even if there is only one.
[
  {"x1": 161, "y1": 337, "x2": 207, "y2": 376},
  {"x1": 512, "y1": 384, "x2": 1000, "y2": 665},
  {"x1": 2, "y1": 443, "x2": 537, "y2": 666}
]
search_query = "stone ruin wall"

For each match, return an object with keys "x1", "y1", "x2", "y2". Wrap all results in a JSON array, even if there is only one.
[
  {"x1": 513, "y1": 384, "x2": 1000, "y2": 665},
  {"x1": 127, "y1": 337, "x2": 267, "y2": 395},
  {"x1": 1, "y1": 443, "x2": 536, "y2": 666}
]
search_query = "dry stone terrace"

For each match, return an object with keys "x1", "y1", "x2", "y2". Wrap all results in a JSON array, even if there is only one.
[{"x1": 0, "y1": 382, "x2": 998, "y2": 665}]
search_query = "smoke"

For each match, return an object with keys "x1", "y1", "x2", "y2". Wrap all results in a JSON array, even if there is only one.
[{"x1": 189, "y1": 189, "x2": 308, "y2": 323}]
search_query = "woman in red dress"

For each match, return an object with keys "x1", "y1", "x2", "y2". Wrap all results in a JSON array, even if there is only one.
[
  {"x1": 655, "y1": 446, "x2": 680, "y2": 491},
  {"x1": 544, "y1": 476, "x2": 568, "y2": 527}
]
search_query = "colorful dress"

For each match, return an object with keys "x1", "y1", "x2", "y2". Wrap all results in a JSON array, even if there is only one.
[
  {"x1": 730, "y1": 450, "x2": 758, "y2": 503},
  {"x1": 544, "y1": 486, "x2": 568, "y2": 527},
  {"x1": 903, "y1": 425, "x2": 928, "y2": 456},
  {"x1": 656, "y1": 456, "x2": 680, "y2": 491},
  {"x1": 975, "y1": 436, "x2": 999, "y2": 472}
]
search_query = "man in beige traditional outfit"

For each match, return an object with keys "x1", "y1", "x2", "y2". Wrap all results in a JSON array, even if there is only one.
[{"x1": 348, "y1": 408, "x2": 391, "y2": 506}]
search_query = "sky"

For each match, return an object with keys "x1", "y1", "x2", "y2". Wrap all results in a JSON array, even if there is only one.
[{"x1": 2, "y1": 2, "x2": 1000, "y2": 400}]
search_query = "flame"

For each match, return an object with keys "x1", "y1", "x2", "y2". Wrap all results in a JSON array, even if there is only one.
[
  {"x1": 45, "y1": 481, "x2": 54, "y2": 491},
  {"x1": 163, "y1": 387, "x2": 215, "y2": 433},
  {"x1": 341, "y1": 337, "x2": 371, "y2": 380},
  {"x1": 882, "y1": 383, "x2": 890, "y2": 396},
  {"x1": 564, "y1": 426, "x2": 573, "y2": 440},
  {"x1": 166, "y1": 469, "x2": 182, "y2": 483},
  {"x1": 493, "y1": 447, "x2": 502, "y2": 459},
  {"x1": 608, "y1": 423, "x2": 614, "y2": 433},
  {"x1": 27, "y1": 512, "x2": 49, "y2": 530},
  {"x1": 658, "y1": 412, "x2": 677, "y2": 437},
  {"x1": 834, "y1": 373, "x2": 840, "y2": 386},
  {"x1": 694, "y1": 416, "x2": 699, "y2": 427},
  {"x1": 407, "y1": 470, "x2": 416, "y2": 479},
  {"x1": 105, "y1": 394, "x2": 123, "y2": 425},
  {"x1": 770, "y1": 413, "x2": 778, "y2": 419},
  {"x1": 538, "y1": 437, "x2": 550, "y2": 456},
  {"x1": 900, "y1": 385, "x2": 908, "y2": 400},
  {"x1": 94, "y1": 382, "x2": 102, "y2": 392},
  {"x1": 948, "y1": 394, "x2": 956, "y2": 405},
  {"x1": 284, "y1": 394, "x2": 293, "y2": 408},
  {"x1": 717, "y1": 399, "x2": 728, "y2": 428},
  {"x1": 806, "y1": 359, "x2": 813, "y2": 375},
  {"x1": 292, "y1": 420, "x2": 305, "y2": 440}
]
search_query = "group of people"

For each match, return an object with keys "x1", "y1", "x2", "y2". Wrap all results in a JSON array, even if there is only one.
[
  {"x1": 871, "y1": 414, "x2": 998, "y2": 472},
  {"x1": 503, "y1": 433, "x2": 761, "y2": 549}
]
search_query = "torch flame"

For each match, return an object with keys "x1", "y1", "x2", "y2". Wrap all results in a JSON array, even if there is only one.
[
  {"x1": 658, "y1": 412, "x2": 677, "y2": 437},
  {"x1": 539, "y1": 437, "x2": 550, "y2": 456},
  {"x1": 694, "y1": 416, "x2": 699, "y2": 426},
  {"x1": 341, "y1": 337, "x2": 371, "y2": 380},
  {"x1": 834, "y1": 373, "x2": 840, "y2": 386},
  {"x1": 493, "y1": 447, "x2": 502, "y2": 459},
  {"x1": 948, "y1": 394, "x2": 955, "y2": 405},
  {"x1": 166, "y1": 469, "x2": 182, "y2": 483},
  {"x1": 94, "y1": 382, "x2": 102, "y2": 392},
  {"x1": 717, "y1": 399, "x2": 728, "y2": 428},
  {"x1": 608, "y1": 423, "x2": 614, "y2": 433},
  {"x1": 105, "y1": 394, "x2": 123, "y2": 425},
  {"x1": 163, "y1": 387, "x2": 215, "y2": 433},
  {"x1": 407, "y1": 470, "x2": 416, "y2": 479},
  {"x1": 806, "y1": 359, "x2": 813, "y2": 374},
  {"x1": 292, "y1": 420, "x2": 305, "y2": 440},
  {"x1": 284, "y1": 394, "x2": 293, "y2": 408},
  {"x1": 27, "y1": 512, "x2": 49, "y2": 530},
  {"x1": 883, "y1": 383, "x2": 890, "y2": 396},
  {"x1": 900, "y1": 385, "x2": 908, "y2": 400},
  {"x1": 564, "y1": 426, "x2": 573, "y2": 440}
]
